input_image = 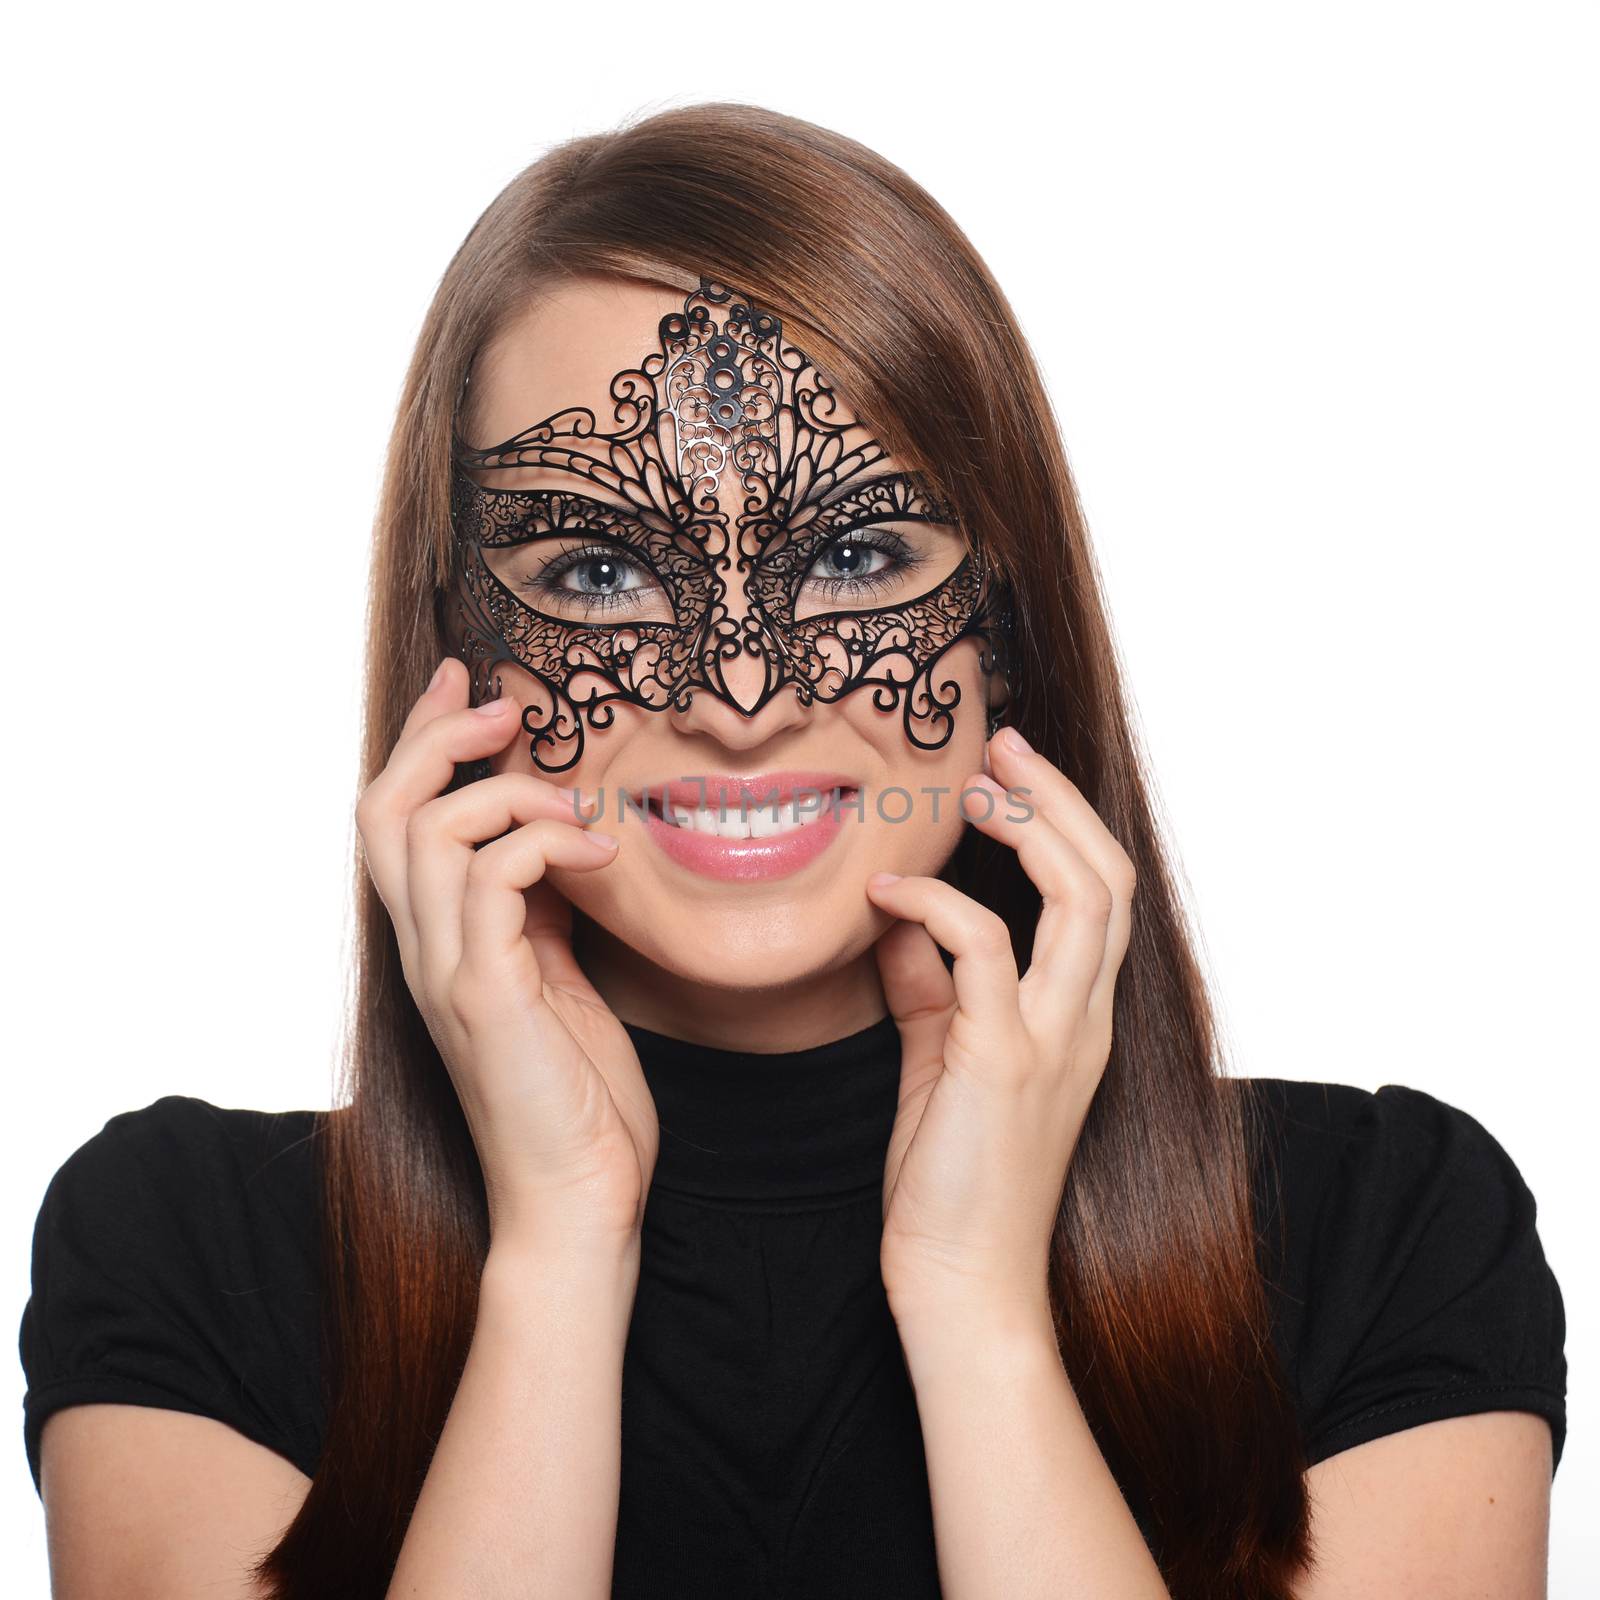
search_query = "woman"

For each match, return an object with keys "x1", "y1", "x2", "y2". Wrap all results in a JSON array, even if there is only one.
[{"x1": 20, "y1": 102, "x2": 1566, "y2": 1599}]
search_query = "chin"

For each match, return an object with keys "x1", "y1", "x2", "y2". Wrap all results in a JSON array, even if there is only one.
[
  {"x1": 648, "y1": 934, "x2": 868, "y2": 994},
  {"x1": 569, "y1": 879, "x2": 877, "y2": 991}
]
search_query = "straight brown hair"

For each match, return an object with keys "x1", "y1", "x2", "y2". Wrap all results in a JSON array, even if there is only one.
[{"x1": 251, "y1": 100, "x2": 1314, "y2": 1598}]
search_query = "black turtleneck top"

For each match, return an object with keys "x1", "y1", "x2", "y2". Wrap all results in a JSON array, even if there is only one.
[{"x1": 18, "y1": 1016, "x2": 1568, "y2": 1595}]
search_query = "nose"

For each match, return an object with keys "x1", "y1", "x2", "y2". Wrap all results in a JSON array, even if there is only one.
[
  {"x1": 667, "y1": 451, "x2": 813, "y2": 745},
  {"x1": 668, "y1": 576, "x2": 812, "y2": 742},
  {"x1": 670, "y1": 689, "x2": 810, "y2": 749}
]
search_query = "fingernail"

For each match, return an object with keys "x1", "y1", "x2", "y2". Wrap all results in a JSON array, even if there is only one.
[
  {"x1": 1002, "y1": 726, "x2": 1031, "y2": 755},
  {"x1": 586, "y1": 831, "x2": 618, "y2": 849},
  {"x1": 868, "y1": 872, "x2": 902, "y2": 889},
  {"x1": 427, "y1": 659, "x2": 449, "y2": 692},
  {"x1": 474, "y1": 697, "x2": 509, "y2": 716}
]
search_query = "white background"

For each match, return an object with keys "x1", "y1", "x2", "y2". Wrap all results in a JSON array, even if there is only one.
[{"x1": 3, "y1": 1, "x2": 1594, "y2": 1591}]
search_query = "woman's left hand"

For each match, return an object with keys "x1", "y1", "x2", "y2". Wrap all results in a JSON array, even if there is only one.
[{"x1": 866, "y1": 726, "x2": 1137, "y2": 1328}]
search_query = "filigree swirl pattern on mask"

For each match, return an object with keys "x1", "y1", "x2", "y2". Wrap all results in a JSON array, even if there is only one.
[{"x1": 440, "y1": 275, "x2": 1014, "y2": 773}]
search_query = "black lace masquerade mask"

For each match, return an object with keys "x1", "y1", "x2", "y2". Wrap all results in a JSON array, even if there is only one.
[{"x1": 438, "y1": 275, "x2": 1016, "y2": 775}]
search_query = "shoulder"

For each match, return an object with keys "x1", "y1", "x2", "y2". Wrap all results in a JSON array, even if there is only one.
[
  {"x1": 29, "y1": 1094, "x2": 323, "y2": 1274},
  {"x1": 42, "y1": 1092, "x2": 320, "y2": 1202},
  {"x1": 18, "y1": 1095, "x2": 326, "y2": 1494},
  {"x1": 1241, "y1": 1076, "x2": 1552, "y2": 1248},
  {"x1": 1237, "y1": 1076, "x2": 1568, "y2": 1473}
]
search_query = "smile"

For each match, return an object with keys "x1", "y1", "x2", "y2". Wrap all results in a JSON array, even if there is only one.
[
  {"x1": 628, "y1": 773, "x2": 861, "y2": 883},
  {"x1": 645, "y1": 787, "x2": 852, "y2": 838}
]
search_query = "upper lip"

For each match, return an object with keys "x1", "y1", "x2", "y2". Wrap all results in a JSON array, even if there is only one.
[{"x1": 627, "y1": 771, "x2": 861, "y2": 812}]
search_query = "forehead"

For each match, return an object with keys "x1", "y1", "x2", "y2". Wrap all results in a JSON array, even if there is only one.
[
  {"x1": 460, "y1": 271, "x2": 913, "y2": 498},
  {"x1": 464, "y1": 273, "x2": 685, "y2": 452}
]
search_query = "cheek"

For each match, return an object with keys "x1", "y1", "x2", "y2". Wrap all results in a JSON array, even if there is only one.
[
  {"x1": 836, "y1": 656, "x2": 989, "y2": 867},
  {"x1": 485, "y1": 667, "x2": 645, "y2": 791},
  {"x1": 845, "y1": 641, "x2": 990, "y2": 756}
]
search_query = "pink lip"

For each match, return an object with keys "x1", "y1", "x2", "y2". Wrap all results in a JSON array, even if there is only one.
[{"x1": 632, "y1": 771, "x2": 860, "y2": 883}]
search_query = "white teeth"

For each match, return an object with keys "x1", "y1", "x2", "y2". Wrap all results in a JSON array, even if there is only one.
[{"x1": 658, "y1": 791, "x2": 844, "y2": 839}]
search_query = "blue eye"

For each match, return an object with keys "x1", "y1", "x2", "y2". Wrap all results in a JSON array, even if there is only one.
[
  {"x1": 508, "y1": 527, "x2": 932, "y2": 619},
  {"x1": 520, "y1": 543, "x2": 658, "y2": 615},
  {"x1": 803, "y1": 529, "x2": 926, "y2": 603}
]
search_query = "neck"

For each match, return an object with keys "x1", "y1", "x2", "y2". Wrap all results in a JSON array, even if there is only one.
[{"x1": 572, "y1": 912, "x2": 890, "y2": 1052}]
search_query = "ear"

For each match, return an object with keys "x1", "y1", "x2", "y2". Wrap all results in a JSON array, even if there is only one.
[
  {"x1": 985, "y1": 661, "x2": 1013, "y2": 718},
  {"x1": 981, "y1": 580, "x2": 1018, "y2": 725}
]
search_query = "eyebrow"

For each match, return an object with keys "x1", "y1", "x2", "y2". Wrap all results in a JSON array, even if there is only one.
[
  {"x1": 811, "y1": 467, "x2": 950, "y2": 515},
  {"x1": 455, "y1": 452, "x2": 941, "y2": 522},
  {"x1": 453, "y1": 463, "x2": 641, "y2": 517}
]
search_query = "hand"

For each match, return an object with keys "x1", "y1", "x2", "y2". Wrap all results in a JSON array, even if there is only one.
[
  {"x1": 865, "y1": 726, "x2": 1136, "y2": 1327},
  {"x1": 355, "y1": 658, "x2": 659, "y2": 1260}
]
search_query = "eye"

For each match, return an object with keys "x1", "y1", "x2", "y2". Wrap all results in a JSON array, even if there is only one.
[
  {"x1": 516, "y1": 542, "x2": 661, "y2": 617},
  {"x1": 802, "y1": 529, "x2": 927, "y2": 606}
]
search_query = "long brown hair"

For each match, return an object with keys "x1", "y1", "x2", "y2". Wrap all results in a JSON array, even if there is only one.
[{"x1": 252, "y1": 101, "x2": 1313, "y2": 1598}]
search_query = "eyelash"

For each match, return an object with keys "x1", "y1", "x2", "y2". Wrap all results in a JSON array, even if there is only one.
[
  {"x1": 807, "y1": 529, "x2": 926, "y2": 602},
  {"x1": 520, "y1": 543, "x2": 654, "y2": 616},
  {"x1": 517, "y1": 530, "x2": 927, "y2": 615}
]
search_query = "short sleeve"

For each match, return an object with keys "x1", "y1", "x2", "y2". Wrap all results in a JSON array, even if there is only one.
[
  {"x1": 1261, "y1": 1081, "x2": 1568, "y2": 1474},
  {"x1": 17, "y1": 1095, "x2": 324, "y2": 1495}
]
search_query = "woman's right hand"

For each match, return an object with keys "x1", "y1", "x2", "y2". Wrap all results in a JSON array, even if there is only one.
[{"x1": 355, "y1": 657, "x2": 659, "y2": 1262}]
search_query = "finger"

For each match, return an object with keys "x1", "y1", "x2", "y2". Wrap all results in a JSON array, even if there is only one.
[
  {"x1": 407, "y1": 772, "x2": 587, "y2": 935},
  {"x1": 864, "y1": 873, "x2": 1020, "y2": 1043},
  {"x1": 407, "y1": 777, "x2": 610, "y2": 993},
  {"x1": 457, "y1": 819, "x2": 619, "y2": 1002},
  {"x1": 518, "y1": 789, "x2": 615, "y2": 995},
  {"x1": 396, "y1": 655, "x2": 459, "y2": 742},
  {"x1": 985, "y1": 733, "x2": 1138, "y2": 1031},
  {"x1": 396, "y1": 655, "x2": 496, "y2": 743},
  {"x1": 872, "y1": 917, "x2": 956, "y2": 1101},
  {"x1": 521, "y1": 875, "x2": 588, "y2": 993},
  {"x1": 356, "y1": 687, "x2": 525, "y2": 965},
  {"x1": 958, "y1": 772, "x2": 1117, "y2": 1042},
  {"x1": 384, "y1": 685, "x2": 525, "y2": 823}
]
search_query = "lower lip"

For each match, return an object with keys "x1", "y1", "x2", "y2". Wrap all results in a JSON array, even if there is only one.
[{"x1": 640, "y1": 793, "x2": 854, "y2": 882}]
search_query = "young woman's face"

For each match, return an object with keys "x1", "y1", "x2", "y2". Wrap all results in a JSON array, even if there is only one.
[{"x1": 459, "y1": 272, "x2": 1005, "y2": 990}]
